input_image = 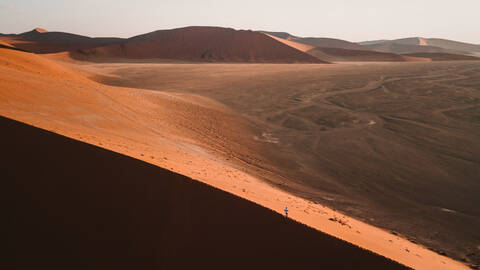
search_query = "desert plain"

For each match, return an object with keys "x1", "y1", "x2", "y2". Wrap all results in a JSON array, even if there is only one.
[{"x1": 84, "y1": 60, "x2": 480, "y2": 267}]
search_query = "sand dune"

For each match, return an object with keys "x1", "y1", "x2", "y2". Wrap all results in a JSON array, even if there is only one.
[
  {"x1": 0, "y1": 40, "x2": 14, "y2": 48},
  {"x1": 0, "y1": 40, "x2": 27, "y2": 52},
  {"x1": 0, "y1": 47, "x2": 472, "y2": 270},
  {"x1": 72, "y1": 26, "x2": 325, "y2": 63},
  {"x1": 359, "y1": 37, "x2": 480, "y2": 56},
  {"x1": 307, "y1": 47, "x2": 412, "y2": 62},
  {"x1": 264, "y1": 33, "x2": 315, "y2": 52},
  {"x1": 296, "y1": 37, "x2": 367, "y2": 50},
  {"x1": 0, "y1": 28, "x2": 123, "y2": 53},
  {"x1": 2, "y1": 115, "x2": 408, "y2": 270},
  {"x1": 82, "y1": 59, "x2": 479, "y2": 269},
  {"x1": 264, "y1": 33, "x2": 411, "y2": 62},
  {"x1": 263, "y1": 31, "x2": 366, "y2": 50},
  {"x1": 362, "y1": 41, "x2": 453, "y2": 54},
  {"x1": 425, "y1": 38, "x2": 480, "y2": 53},
  {"x1": 402, "y1": 52, "x2": 480, "y2": 61},
  {"x1": 260, "y1": 31, "x2": 294, "y2": 40},
  {"x1": 32, "y1": 27, "x2": 48, "y2": 33},
  {"x1": 358, "y1": 39, "x2": 389, "y2": 45},
  {"x1": 392, "y1": 37, "x2": 480, "y2": 53},
  {"x1": 391, "y1": 37, "x2": 432, "y2": 46}
]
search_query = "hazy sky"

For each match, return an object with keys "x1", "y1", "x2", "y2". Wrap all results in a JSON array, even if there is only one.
[{"x1": 1, "y1": 0, "x2": 479, "y2": 43}]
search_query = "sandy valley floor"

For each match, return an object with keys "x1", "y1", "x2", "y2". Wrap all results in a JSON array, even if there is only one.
[
  {"x1": 1, "y1": 47, "x2": 478, "y2": 269},
  {"x1": 83, "y1": 61, "x2": 480, "y2": 267}
]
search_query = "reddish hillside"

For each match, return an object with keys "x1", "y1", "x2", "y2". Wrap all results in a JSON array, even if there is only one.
[
  {"x1": 73, "y1": 26, "x2": 326, "y2": 63},
  {"x1": 0, "y1": 28, "x2": 123, "y2": 53}
]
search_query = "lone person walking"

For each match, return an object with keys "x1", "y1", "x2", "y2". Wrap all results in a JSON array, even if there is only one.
[{"x1": 284, "y1": 206, "x2": 289, "y2": 218}]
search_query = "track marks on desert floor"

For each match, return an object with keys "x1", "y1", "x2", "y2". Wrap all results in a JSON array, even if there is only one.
[{"x1": 74, "y1": 61, "x2": 480, "y2": 267}]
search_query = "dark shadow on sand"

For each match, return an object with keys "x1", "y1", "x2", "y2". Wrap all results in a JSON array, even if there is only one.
[{"x1": 2, "y1": 116, "x2": 408, "y2": 269}]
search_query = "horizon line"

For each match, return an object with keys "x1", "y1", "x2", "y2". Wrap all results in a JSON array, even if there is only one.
[{"x1": 3, "y1": 25, "x2": 479, "y2": 45}]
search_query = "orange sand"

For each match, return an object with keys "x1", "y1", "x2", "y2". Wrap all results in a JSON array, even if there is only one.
[{"x1": 0, "y1": 47, "x2": 470, "y2": 270}]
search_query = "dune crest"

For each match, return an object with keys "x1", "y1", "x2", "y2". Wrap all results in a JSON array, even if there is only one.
[
  {"x1": 264, "y1": 33, "x2": 315, "y2": 52},
  {"x1": 33, "y1": 27, "x2": 48, "y2": 33},
  {"x1": 418, "y1": 37, "x2": 428, "y2": 46}
]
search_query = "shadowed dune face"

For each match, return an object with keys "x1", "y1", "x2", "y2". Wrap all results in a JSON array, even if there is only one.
[
  {"x1": 72, "y1": 26, "x2": 325, "y2": 63},
  {"x1": 2, "y1": 116, "x2": 409, "y2": 270},
  {"x1": 89, "y1": 61, "x2": 480, "y2": 267},
  {"x1": 32, "y1": 27, "x2": 48, "y2": 33},
  {"x1": 0, "y1": 48, "x2": 285, "y2": 206}
]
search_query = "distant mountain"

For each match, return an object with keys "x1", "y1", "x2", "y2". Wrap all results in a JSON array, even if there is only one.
[
  {"x1": 264, "y1": 32, "x2": 410, "y2": 62},
  {"x1": 0, "y1": 28, "x2": 124, "y2": 53},
  {"x1": 359, "y1": 37, "x2": 480, "y2": 55},
  {"x1": 263, "y1": 31, "x2": 366, "y2": 50},
  {"x1": 73, "y1": 26, "x2": 326, "y2": 63},
  {"x1": 5, "y1": 27, "x2": 477, "y2": 63}
]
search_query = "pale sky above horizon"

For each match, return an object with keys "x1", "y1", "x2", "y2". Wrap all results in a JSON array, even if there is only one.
[{"x1": 0, "y1": 0, "x2": 479, "y2": 44}]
